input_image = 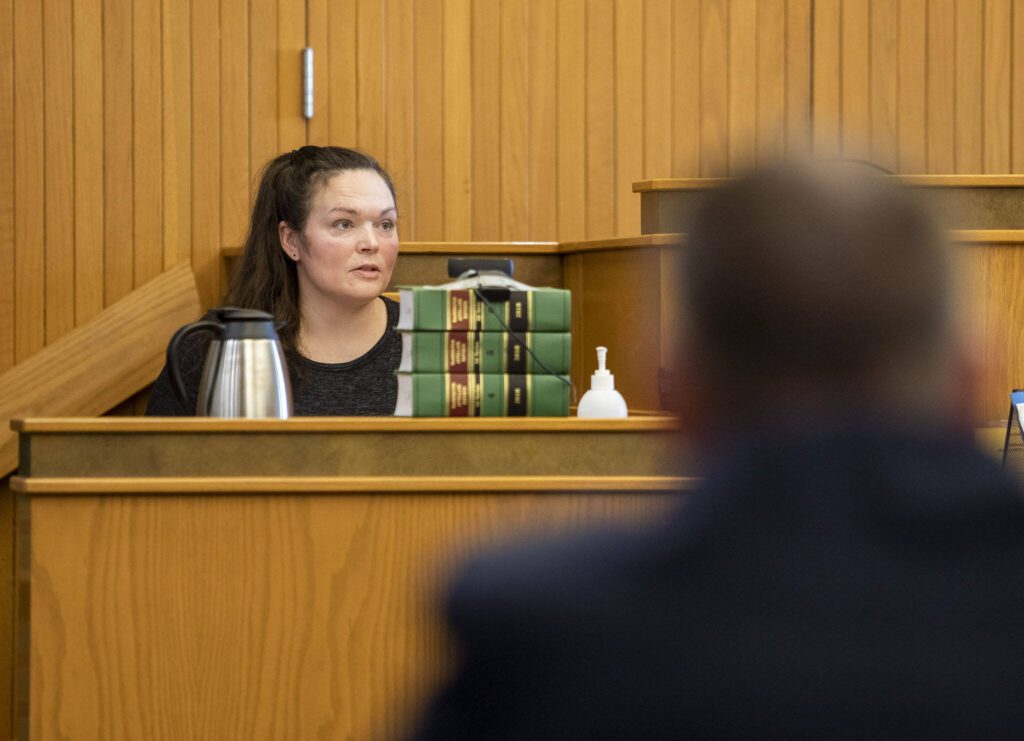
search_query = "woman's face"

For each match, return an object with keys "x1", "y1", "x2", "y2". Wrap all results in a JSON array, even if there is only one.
[{"x1": 280, "y1": 168, "x2": 399, "y2": 309}]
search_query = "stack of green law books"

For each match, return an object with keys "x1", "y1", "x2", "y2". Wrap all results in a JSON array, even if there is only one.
[{"x1": 394, "y1": 285, "x2": 572, "y2": 417}]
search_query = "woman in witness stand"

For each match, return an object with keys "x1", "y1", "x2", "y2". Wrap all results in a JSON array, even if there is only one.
[{"x1": 146, "y1": 146, "x2": 402, "y2": 416}]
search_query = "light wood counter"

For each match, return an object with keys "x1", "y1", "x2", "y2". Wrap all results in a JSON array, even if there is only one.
[{"x1": 11, "y1": 417, "x2": 685, "y2": 740}]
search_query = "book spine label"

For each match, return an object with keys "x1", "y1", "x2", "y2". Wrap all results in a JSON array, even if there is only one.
[
  {"x1": 506, "y1": 373, "x2": 527, "y2": 416},
  {"x1": 406, "y1": 373, "x2": 569, "y2": 416},
  {"x1": 405, "y1": 331, "x2": 571, "y2": 374},
  {"x1": 508, "y1": 291, "x2": 529, "y2": 332},
  {"x1": 505, "y1": 333, "x2": 522, "y2": 374},
  {"x1": 406, "y1": 288, "x2": 571, "y2": 331}
]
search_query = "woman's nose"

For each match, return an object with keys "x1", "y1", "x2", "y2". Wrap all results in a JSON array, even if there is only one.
[{"x1": 357, "y1": 223, "x2": 380, "y2": 250}]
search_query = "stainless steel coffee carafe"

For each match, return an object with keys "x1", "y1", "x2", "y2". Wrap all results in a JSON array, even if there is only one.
[{"x1": 167, "y1": 308, "x2": 293, "y2": 418}]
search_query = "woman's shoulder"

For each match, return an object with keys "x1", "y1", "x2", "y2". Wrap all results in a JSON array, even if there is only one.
[{"x1": 382, "y1": 294, "x2": 400, "y2": 327}]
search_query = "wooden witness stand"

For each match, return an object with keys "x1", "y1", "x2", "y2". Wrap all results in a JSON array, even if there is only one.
[{"x1": 11, "y1": 416, "x2": 687, "y2": 740}]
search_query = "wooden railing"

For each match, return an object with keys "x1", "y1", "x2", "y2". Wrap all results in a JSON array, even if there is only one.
[{"x1": 0, "y1": 264, "x2": 201, "y2": 478}]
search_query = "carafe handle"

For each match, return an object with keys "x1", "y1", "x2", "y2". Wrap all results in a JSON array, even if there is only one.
[{"x1": 166, "y1": 320, "x2": 224, "y2": 408}]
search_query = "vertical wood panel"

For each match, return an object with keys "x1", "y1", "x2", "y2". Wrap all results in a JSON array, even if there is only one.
[
  {"x1": 162, "y1": 0, "x2": 190, "y2": 269},
  {"x1": 556, "y1": 0, "x2": 586, "y2": 239},
  {"x1": 644, "y1": 0, "x2": 672, "y2": 177},
  {"x1": 443, "y1": 0, "x2": 472, "y2": 241},
  {"x1": 386, "y1": 0, "x2": 415, "y2": 235},
  {"x1": 672, "y1": 0, "x2": 701, "y2": 176},
  {"x1": 499, "y1": 0, "x2": 528, "y2": 240},
  {"x1": 102, "y1": 0, "x2": 133, "y2": 306},
  {"x1": 0, "y1": 0, "x2": 12, "y2": 372},
  {"x1": 14, "y1": 0, "x2": 45, "y2": 361},
  {"x1": 983, "y1": 0, "x2": 1012, "y2": 172},
  {"x1": 757, "y1": 0, "x2": 786, "y2": 163},
  {"x1": 277, "y1": 0, "x2": 304, "y2": 151},
  {"x1": 415, "y1": 0, "x2": 446, "y2": 240},
  {"x1": 73, "y1": 0, "x2": 104, "y2": 325},
  {"x1": 133, "y1": 0, "x2": 162, "y2": 286},
  {"x1": 980, "y1": 247, "x2": 1024, "y2": 422},
  {"x1": 326, "y1": 0, "x2": 355, "y2": 148},
  {"x1": 1014, "y1": 0, "x2": 1024, "y2": 172},
  {"x1": 43, "y1": 0, "x2": 75, "y2": 343},
  {"x1": 355, "y1": 0, "x2": 385, "y2": 161},
  {"x1": 870, "y1": 0, "x2": 900, "y2": 170},
  {"x1": 785, "y1": 0, "x2": 812, "y2": 155},
  {"x1": 248, "y1": 0, "x2": 278, "y2": 169},
  {"x1": 191, "y1": 0, "x2": 220, "y2": 308},
  {"x1": 528, "y1": 0, "x2": 557, "y2": 240},
  {"x1": 954, "y1": 0, "x2": 984, "y2": 171},
  {"x1": 812, "y1": 0, "x2": 841, "y2": 156},
  {"x1": 700, "y1": 0, "x2": 729, "y2": 175},
  {"x1": 728, "y1": 0, "x2": 757, "y2": 170},
  {"x1": 306, "y1": 0, "x2": 327, "y2": 146},
  {"x1": 614, "y1": 0, "x2": 643, "y2": 236},
  {"x1": 585, "y1": 0, "x2": 615, "y2": 237},
  {"x1": 220, "y1": 0, "x2": 249, "y2": 250},
  {"x1": 898, "y1": 0, "x2": 927, "y2": 172},
  {"x1": 471, "y1": 0, "x2": 501, "y2": 239},
  {"x1": 927, "y1": 0, "x2": 957, "y2": 171},
  {"x1": 841, "y1": 0, "x2": 871, "y2": 161}
]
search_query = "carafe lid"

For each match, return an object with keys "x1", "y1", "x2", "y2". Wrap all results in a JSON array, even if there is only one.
[
  {"x1": 212, "y1": 307, "x2": 280, "y2": 340},
  {"x1": 215, "y1": 307, "x2": 275, "y2": 323}
]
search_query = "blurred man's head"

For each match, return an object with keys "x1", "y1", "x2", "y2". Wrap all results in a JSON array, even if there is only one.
[{"x1": 677, "y1": 162, "x2": 971, "y2": 439}]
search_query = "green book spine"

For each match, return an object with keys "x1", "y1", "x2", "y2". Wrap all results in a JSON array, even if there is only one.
[
  {"x1": 400, "y1": 331, "x2": 571, "y2": 374},
  {"x1": 397, "y1": 287, "x2": 571, "y2": 332},
  {"x1": 395, "y1": 373, "x2": 571, "y2": 416}
]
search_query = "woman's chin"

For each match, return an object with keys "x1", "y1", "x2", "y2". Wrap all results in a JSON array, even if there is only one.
[{"x1": 340, "y1": 280, "x2": 388, "y2": 303}]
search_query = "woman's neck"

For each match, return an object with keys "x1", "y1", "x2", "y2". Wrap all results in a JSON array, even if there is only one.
[{"x1": 297, "y1": 296, "x2": 387, "y2": 363}]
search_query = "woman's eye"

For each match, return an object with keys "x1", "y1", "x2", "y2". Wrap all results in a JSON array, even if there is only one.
[
  {"x1": 334, "y1": 220, "x2": 353, "y2": 230},
  {"x1": 379, "y1": 220, "x2": 395, "y2": 231}
]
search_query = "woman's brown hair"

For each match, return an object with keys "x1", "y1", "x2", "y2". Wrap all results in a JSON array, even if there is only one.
[{"x1": 224, "y1": 146, "x2": 397, "y2": 357}]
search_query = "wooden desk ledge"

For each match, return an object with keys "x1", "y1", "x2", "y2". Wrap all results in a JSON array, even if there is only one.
[
  {"x1": 10, "y1": 474, "x2": 696, "y2": 495},
  {"x1": 12, "y1": 416, "x2": 681, "y2": 434}
]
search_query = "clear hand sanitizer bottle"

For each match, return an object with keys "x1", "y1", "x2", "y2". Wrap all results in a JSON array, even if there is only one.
[{"x1": 576, "y1": 346, "x2": 628, "y2": 418}]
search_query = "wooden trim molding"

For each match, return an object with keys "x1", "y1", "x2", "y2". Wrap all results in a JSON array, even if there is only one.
[
  {"x1": 557, "y1": 234, "x2": 683, "y2": 254},
  {"x1": 634, "y1": 175, "x2": 1024, "y2": 192},
  {"x1": 632, "y1": 178, "x2": 731, "y2": 192},
  {"x1": 949, "y1": 230, "x2": 1024, "y2": 244},
  {"x1": 888, "y1": 175, "x2": 1024, "y2": 187},
  {"x1": 0, "y1": 265, "x2": 202, "y2": 479},
  {"x1": 222, "y1": 241, "x2": 561, "y2": 258},
  {"x1": 10, "y1": 475, "x2": 695, "y2": 494},
  {"x1": 11, "y1": 416, "x2": 681, "y2": 434}
]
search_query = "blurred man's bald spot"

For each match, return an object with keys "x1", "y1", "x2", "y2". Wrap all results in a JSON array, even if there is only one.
[{"x1": 680, "y1": 161, "x2": 964, "y2": 432}]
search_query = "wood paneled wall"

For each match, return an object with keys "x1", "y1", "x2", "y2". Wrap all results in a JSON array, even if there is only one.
[
  {"x1": 310, "y1": 0, "x2": 813, "y2": 243},
  {"x1": 1, "y1": 0, "x2": 306, "y2": 377},
  {"x1": 2, "y1": 0, "x2": 1023, "y2": 380},
  {"x1": 812, "y1": 0, "x2": 1024, "y2": 173}
]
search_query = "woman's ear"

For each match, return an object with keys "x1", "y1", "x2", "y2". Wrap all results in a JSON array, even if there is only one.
[{"x1": 278, "y1": 221, "x2": 301, "y2": 262}]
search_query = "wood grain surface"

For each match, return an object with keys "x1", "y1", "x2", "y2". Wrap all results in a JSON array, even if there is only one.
[
  {"x1": 12, "y1": 475, "x2": 692, "y2": 495},
  {"x1": 0, "y1": 0, "x2": 11, "y2": 375},
  {"x1": 634, "y1": 175, "x2": 1024, "y2": 191},
  {"x1": 0, "y1": 265, "x2": 200, "y2": 478},
  {"x1": 29, "y1": 488, "x2": 679, "y2": 739},
  {"x1": 0, "y1": 476, "x2": 13, "y2": 740},
  {"x1": 12, "y1": 416, "x2": 678, "y2": 433}
]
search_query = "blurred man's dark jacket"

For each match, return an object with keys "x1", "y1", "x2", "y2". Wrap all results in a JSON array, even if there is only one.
[{"x1": 413, "y1": 426, "x2": 1024, "y2": 739}]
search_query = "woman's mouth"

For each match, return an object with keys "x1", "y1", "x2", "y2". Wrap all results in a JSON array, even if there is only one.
[{"x1": 351, "y1": 265, "x2": 381, "y2": 278}]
